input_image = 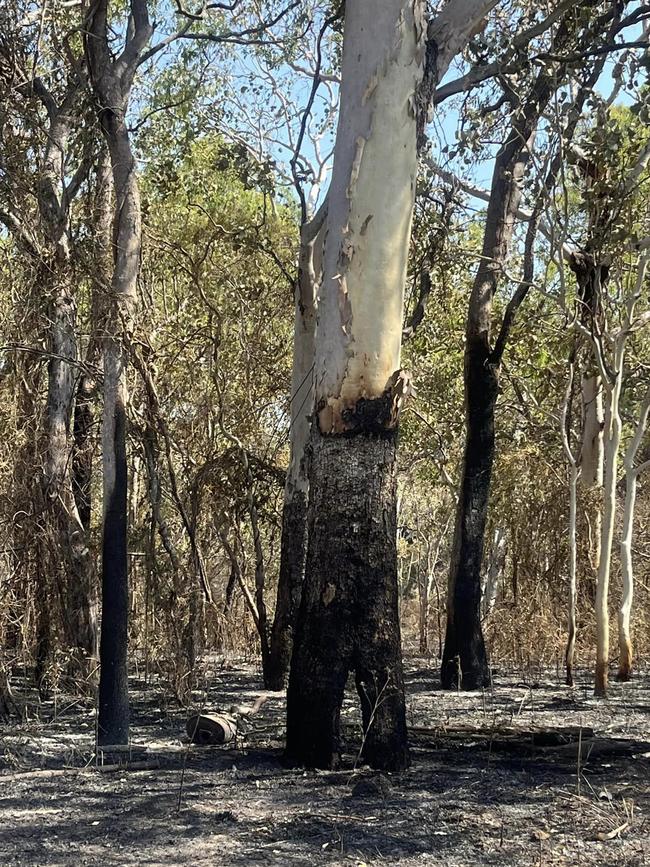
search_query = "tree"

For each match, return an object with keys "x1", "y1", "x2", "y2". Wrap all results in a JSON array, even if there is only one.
[
  {"x1": 266, "y1": 207, "x2": 325, "y2": 689},
  {"x1": 84, "y1": 0, "x2": 152, "y2": 745},
  {"x1": 0, "y1": 11, "x2": 98, "y2": 684},
  {"x1": 437, "y1": 1, "x2": 625, "y2": 689},
  {"x1": 286, "y1": 0, "x2": 498, "y2": 771}
]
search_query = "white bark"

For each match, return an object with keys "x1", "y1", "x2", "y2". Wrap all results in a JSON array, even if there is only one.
[
  {"x1": 316, "y1": 0, "x2": 496, "y2": 433},
  {"x1": 315, "y1": 1, "x2": 426, "y2": 431},
  {"x1": 617, "y1": 383, "x2": 650, "y2": 680},
  {"x1": 481, "y1": 527, "x2": 506, "y2": 620},
  {"x1": 595, "y1": 381, "x2": 621, "y2": 695},
  {"x1": 561, "y1": 363, "x2": 580, "y2": 685},
  {"x1": 589, "y1": 255, "x2": 649, "y2": 696}
]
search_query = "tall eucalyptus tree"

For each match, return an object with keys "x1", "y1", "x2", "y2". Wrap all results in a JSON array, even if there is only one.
[
  {"x1": 286, "y1": 0, "x2": 499, "y2": 771},
  {"x1": 85, "y1": 0, "x2": 152, "y2": 745}
]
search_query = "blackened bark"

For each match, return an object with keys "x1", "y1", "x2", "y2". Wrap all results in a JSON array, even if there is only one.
[
  {"x1": 69, "y1": 363, "x2": 99, "y2": 669},
  {"x1": 286, "y1": 430, "x2": 409, "y2": 771},
  {"x1": 0, "y1": 667, "x2": 14, "y2": 720},
  {"x1": 85, "y1": 0, "x2": 151, "y2": 744},
  {"x1": 438, "y1": 4, "x2": 608, "y2": 692},
  {"x1": 265, "y1": 491, "x2": 308, "y2": 690},
  {"x1": 98, "y1": 398, "x2": 129, "y2": 745},
  {"x1": 441, "y1": 337, "x2": 496, "y2": 689},
  {"x1": 72, "y1": 374, "x2": 94, "y2": 532}
]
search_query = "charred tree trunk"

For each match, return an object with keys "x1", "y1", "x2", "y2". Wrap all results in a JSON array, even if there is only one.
[
  {"x1": 266, "y1": 492, "x2": 308, "y2": 689},
  {"x1": 285, "y1": 0, "x2": 496, "y2": 769},
  {"x1": 266, "y1": 216, "x2": 322, "y2": 690},
  {"x1": 98, "y1": 331, "x2": 130, "y2": 742},
  {"x1": 287, "y1": 428, "x2": 408, "y2": 771},
  {"x1": 441, "y1": 339, "x2": 496, "y2": 689},
  {"x1": 85, "y1": 0, "x2": 152, "y2": 744},
  {"x1": 439, "y1": 6, "x2": 601, "y2": 688}
]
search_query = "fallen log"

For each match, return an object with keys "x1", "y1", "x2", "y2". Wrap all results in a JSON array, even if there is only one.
[{"x1": 186, "y1": 713, "x2": 238, "y2": 745}]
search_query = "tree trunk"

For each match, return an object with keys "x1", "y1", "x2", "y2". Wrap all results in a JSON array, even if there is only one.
[
  {"x1": 86, "y1": 0, "x2": 152, "y2": 742},
  {"x1": 441, "y1": 342, "x2": 496, "y2": 689},
  {"x1": 481, "y1": 527, "x2": 506, "y2": 621},
  {"x1": 285, "y1": 0, "x2": 496, "y2": 768},
  {"x1": 616, "y1": 385, "x2": 650, "y2": 681},
  {"x1": 36, "y1": 107, "x2": 97, "y2": 675},
  {"x1": 266, "y1": 221, "x2": 320, "y2": 690},
  {"x1": 96, "y1": 122, "x2": 143, "y2": 745},
  {"x1": 72, "y1": 149, "x2": 112, "y2": 533},
  {"x1": 595, "y1": 378, "x2": 622, "y2": 697},
  {"x1": 418, "y1": 566, "x2": 430, "y2": 654},
  {"x1": 98, "y1": 330, "x2": 130, "y2": 743},
  {"x1": 617, "y1": 466, "x2": 636, "y2": 682},
  {"x1": 286, "y1": 0, "x2": 428, "y2": 771},
  {"x1": 440, "y1": 101, "x2": 539, "y2": 691},
  {"x1": 286, "y1": 430, "x2": 408, "y2": 771},
  {"x1": 266, "y1": 492, "x2": 308, "y2": 689},
  {"x1": 565, "y1": 463, "x2": 579, "y2": 686}
]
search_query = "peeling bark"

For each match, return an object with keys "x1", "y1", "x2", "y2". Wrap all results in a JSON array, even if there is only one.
[
  {"x1": 286, "y1": 0, "x2": 498, "y2": 769},
  {"x1": 286, "y1": 0, "x2": 425, "y2": 770}
]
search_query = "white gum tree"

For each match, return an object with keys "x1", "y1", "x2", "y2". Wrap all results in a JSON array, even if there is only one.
[
  {"x1": 618, "y1": 381, "x2": 650, "y2": 680},
  {"x1": 285, "y1": 0, "x2": 498, "y2": 771},
  {"x1": 576, "y1": 253, "x2": 650, "y2": 696},
  {"x1": 85, "y1": 0, "x2": 153, "y2": 746}
]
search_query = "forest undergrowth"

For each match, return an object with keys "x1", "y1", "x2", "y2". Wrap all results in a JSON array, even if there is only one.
[{"x1": 1, "y1": 658, "x2": 649, "y2": 866}]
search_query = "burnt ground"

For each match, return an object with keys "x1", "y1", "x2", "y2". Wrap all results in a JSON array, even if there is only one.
[{"x1": 1, "y1": 659, "x2": 649, "y2": 866}]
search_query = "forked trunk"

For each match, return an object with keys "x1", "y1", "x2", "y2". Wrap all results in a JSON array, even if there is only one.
[
  {"x1": 85, "y1": 0, "x2": 152, "y2": 743},
  {"x1": 441, "y1": 95, "x2": 540, "y2": 691},
  {"x1": 96, "y1": 122, "x2": 144, "y2": 745}
]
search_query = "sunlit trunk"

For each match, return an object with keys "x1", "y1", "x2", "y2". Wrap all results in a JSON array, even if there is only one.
[
  {"x1": 286, "y1": 0, "x2": 497, "y2": 769},
  {"x1": 594, "y1": 371, "x2": 622, "y2": 697},
  {"x1": 287, "y1": 0, "x2": 426, "y2": 771},
  {"x1": 616, "y1": 385, "x2": 650, "y2": 681}
]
